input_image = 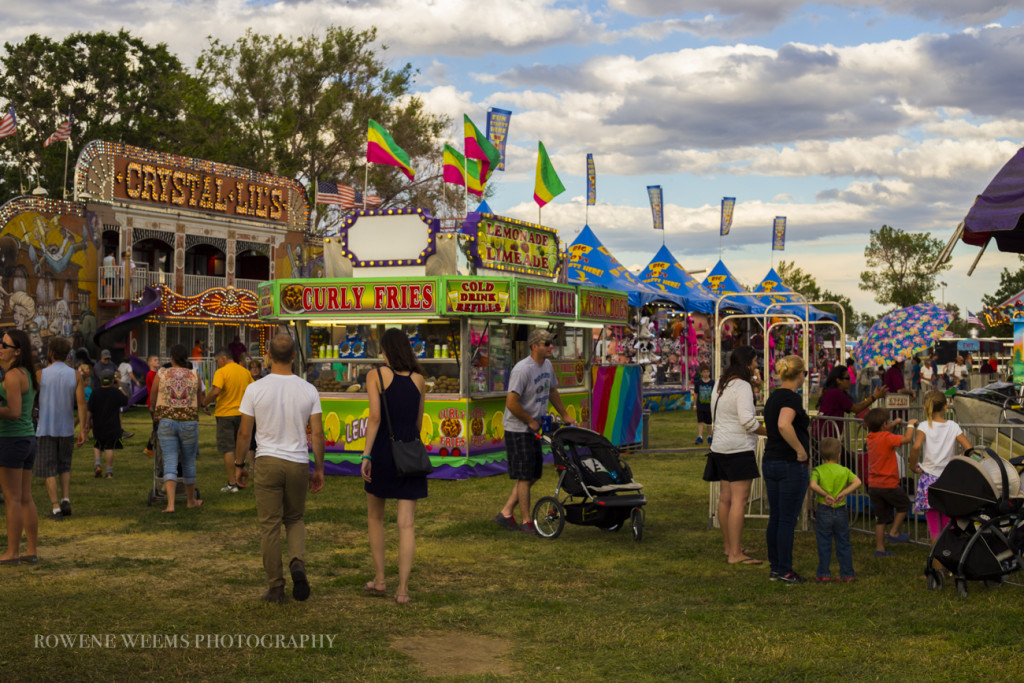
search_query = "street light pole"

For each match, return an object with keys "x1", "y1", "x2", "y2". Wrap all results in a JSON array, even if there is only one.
[{"x1": 940, "y1": 281, "x2": 947, "y2": 306}]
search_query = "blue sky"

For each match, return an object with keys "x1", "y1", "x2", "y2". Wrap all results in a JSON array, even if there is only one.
[{"x1": 5, "y1": 0, "x2": 1024, "y2": 317}]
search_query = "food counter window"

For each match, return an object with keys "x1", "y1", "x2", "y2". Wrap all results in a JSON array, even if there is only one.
[
  {"x1": 304, "y1": 322, "x2": 461, "y2": 396},
  {"x1": 469, "y1": 321, "x2": 510, "y2": 394}
]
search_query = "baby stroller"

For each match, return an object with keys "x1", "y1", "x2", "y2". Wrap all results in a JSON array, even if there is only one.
[
  {"x1": 924, "y1": 448, "x2": 1024, "y2": 597},
  {"x1": 531, "y1": 425, "x2": 647, "y2": 541}
]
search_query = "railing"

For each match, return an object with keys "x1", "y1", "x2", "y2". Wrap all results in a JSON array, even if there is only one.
[
  {"x1": 183, "y1": 274, "x2": 226, "y2": 297},
  {"x1": 707, "y1": 409, "x2": 1024, "y2": 547},
  {"x1": 235, "y1": 278, "x2": 264, "y2": 293}
]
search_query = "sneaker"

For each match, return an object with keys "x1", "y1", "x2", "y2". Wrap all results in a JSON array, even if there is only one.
[
  {"x1": 493, "y1": 513, "x2": 517, "y2": 530},
  {"x1": 60, "y1": 500, "x2": 72, "y2": 517},
  {"x1": 887, "y1": 532, "x2": 911, "y2": 543},
  {"x1": 695, "y1": 436, "x2": 704, "y2": 445},
  {"x1": 49, "y1": 509, "x2": 63, "y2": 521},
  {"x1": 261, "y1": 586, "x2": 286, "y2": 604},
  {"x1": 290, "y1": 559, "x2": 310, "y2": 602},
  {"x1": 874, "y1": 550, "x2": 895, "y2": 557},
  {"x1": 94, "y1": 465, "x2": 103, "y2": 478},
  {"x1": 776, "y1": 572, "x2": 806, "y2": 584},
  {"x1": 837, "y1": 577, "x2": 856, "y2": 582},
  {"x1": 768, "y1": 571, "x2": 781, "y2": 581},
  {"x1": 105, "y1": 472, "x2": 113, "y2": 479},
  {"x1": 122, "y1": 431, "x2": 134, "y2": 440},
  {"x1": 520, "y1": 521, "x2": 538, "y2": 535},
  {"x1": 221, "y1": 484, "x2": 240, "y2": 493},
  {"x1": 144, "y1": 448, "x2": 154, "y2": 458},
  {"x1": 707, "y1": 437, "x2": 712, "y2": 446},
  {"x1": 814, "y1": 576, "x2": 833, "y2": 583}
]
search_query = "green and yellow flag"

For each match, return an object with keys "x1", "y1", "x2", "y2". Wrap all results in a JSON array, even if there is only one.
[{"x1": 533, "y1": 141, "x2": 565, "y2": 208}]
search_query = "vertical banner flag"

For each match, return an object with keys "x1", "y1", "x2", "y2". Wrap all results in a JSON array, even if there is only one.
[
  {"x1": 586, "y1": 154, "x2": 596, "y2": 205},
  {"x1": 464, "y1": 115, "x2": 502, "y2": 182},
  {"x1": 534, "y1": 141, "x2": 566, "y2": 207},
  {"x1": 0, "y1": 107, "x2": 16, "y2": 138},
  {"x1": 720, "y1": 197, "x2": 735, "y2": 236},
  {"x1": 772, "y1": 216, "x2": 787, "y2": 251},
  {"x1": 442, "y1": 145, "x2": 484, "y2": 197},
  {"x1": 366, "y1": 119, "x2": 415, "y2": 180},
  {"x1": 485, "y1": 108, "x2": 512, "y2": 172},
  {"x1": 647, "y1": 186, "x2": 664, "y2": 230},
  {"x1": 43, "y1": 114, "x2": 73, "y2": 147}
]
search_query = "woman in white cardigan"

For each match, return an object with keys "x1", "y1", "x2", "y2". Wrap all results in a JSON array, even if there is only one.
[{"x1": 707, "y1": 345, "x2": 767, "y2": 565}]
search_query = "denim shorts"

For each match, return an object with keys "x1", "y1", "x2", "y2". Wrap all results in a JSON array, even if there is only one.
[
  {"x1": 0, "y1": 436, "x2": 36, "y2": 470},
  {"x1": 158, "y1": 419, "x2": 199, "y2": 485}
]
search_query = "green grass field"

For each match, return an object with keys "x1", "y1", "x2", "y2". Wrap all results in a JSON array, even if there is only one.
[{"x1": 1, "y1": 408, "x2": 1020, "y2": 681}]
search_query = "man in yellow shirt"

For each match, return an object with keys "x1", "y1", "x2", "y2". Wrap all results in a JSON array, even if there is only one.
[{"x1": 203, "y1": 347, "x2": 254, "y2": 493}]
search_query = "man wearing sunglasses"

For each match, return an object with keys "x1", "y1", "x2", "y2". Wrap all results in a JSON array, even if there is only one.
[{"x1": 494, "y1": 328, "x2": 576, "y2": 535}]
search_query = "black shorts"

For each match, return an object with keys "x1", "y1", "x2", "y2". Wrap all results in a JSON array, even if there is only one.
[
  {"x1": 0, "y1": 436, "x2": 36, "y2": 470},
  {"x1": 696, "y1": 407, "x2": 712, "y2": 425},
  {"x1": 505, "y1": 431, "x2": 543, "y2": 481},
  {"x1": 216, "y1": 415, "x2": 243, "y2": 453},
  {"x1": 868, "y1": 486, "x2": 911, "y2": 524},
  {"x1": 94, "y1": 434, "x2": 123, "y2": 451},
  {"x1": 705, "y1": 450, "x2": 760, "y2": 482}
]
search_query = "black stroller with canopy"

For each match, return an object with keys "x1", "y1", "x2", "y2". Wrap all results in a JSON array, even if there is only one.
[
  {"x1": 924, "y1": 448, "x2": 1024, "y2": 597},
  {"x1": 531, "y1": 425, "x2": 646, "y2": 541}
]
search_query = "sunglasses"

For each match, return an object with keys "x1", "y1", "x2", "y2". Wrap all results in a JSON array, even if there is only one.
[{"x1": 0, "y1": 341, "x2": 18, "y2": 350}]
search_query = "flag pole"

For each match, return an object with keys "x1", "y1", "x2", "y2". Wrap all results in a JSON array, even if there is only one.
[
  {"x1": 62, "y1": 138, "x2": 71, "y2": 200},
  {"x1": 363, "y1": 163, "x2": 368, "y2": 210},
  {"x1": 15, "y1": 122, "x2": 26, "y2": 195}
]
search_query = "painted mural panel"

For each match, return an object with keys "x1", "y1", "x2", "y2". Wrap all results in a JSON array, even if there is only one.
[{"x1": 0, "y1": 197, "x2": 93, "y2": 357}]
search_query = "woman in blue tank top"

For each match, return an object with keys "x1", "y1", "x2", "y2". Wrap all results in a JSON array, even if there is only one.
[{"x1": 0, "y1": 329, "x2": 40, "y2": 564}]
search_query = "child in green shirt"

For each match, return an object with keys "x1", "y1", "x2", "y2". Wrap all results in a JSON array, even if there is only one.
[{"x1": 809, "y1": 438, "x2": 862, "y2": 582}]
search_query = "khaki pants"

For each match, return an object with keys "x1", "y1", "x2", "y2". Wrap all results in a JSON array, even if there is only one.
[{"x1": 254, "y1": 457, "x2": 309, "y2": 588}]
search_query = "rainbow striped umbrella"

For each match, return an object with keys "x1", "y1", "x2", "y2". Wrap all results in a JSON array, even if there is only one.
[{"x1": 853, "y1": 303, "x2": 952, "y2": 368}]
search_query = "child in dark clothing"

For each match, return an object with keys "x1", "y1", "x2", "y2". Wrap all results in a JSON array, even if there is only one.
[
  {"x1": 87, "y1": 375, "x2": 128, "y2": 478},
  {"x1": 695, "y1": 364, "x2": 714, "y2": 445}
]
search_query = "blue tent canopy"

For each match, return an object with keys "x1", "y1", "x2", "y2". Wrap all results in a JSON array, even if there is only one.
[
  {"x1": 567, "y1": 225, "x2": 685, "y2": 308},
  {"x1": 701, "y1": 260, "x2": 768, "y2": 314},
  {"x1": 637, "y1": 245, "x2": 733, "y2": 314},
  {"x1": 753, "y1": 268, "x2": 836, "y2": 322}
]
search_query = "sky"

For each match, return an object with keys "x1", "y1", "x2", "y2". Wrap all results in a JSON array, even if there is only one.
[{"x1": 5, "y1": 0, "x2": 1024, "y2": 319}]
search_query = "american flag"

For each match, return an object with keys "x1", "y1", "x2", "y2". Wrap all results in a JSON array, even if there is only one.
[
  {"x1": 316, "y1": 180, "x2": 381, "y2": 209},
  {"x1": 43, "y1": 114, "x2": 74, "y2": 147},
  {"x1": 967, "y1": 310, "x2": 986, "y2": 328},
  {"x1": 0, "y1": 107, "x2": 16, "y2": 139}
]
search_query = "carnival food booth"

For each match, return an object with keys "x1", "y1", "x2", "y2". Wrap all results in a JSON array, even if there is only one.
[{"x1": 257, "y1": 208, "x2": 630, "y2": 478}]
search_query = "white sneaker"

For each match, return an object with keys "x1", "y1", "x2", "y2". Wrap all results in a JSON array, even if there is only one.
[{"x1": 220, "y1": 483, "x2": 239, "y2": 493}]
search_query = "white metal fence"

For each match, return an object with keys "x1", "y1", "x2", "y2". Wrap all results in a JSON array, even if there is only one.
[{"x1": 707, "y1": 406, "x2": 1024, "y2": 546}]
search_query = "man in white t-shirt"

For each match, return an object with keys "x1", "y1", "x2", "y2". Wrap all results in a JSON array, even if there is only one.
[{"x1": 235, "y1": 333, "x2": 324, "y2": 604}]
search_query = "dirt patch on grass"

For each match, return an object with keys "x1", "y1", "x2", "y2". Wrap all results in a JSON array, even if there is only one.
[{"x1": 392, "y1": 632, "x2": 513, "y2": 677}]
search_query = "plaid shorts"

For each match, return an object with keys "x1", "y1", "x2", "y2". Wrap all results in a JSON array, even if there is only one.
[
  {"x1": 505, "y1": 430, "x2": 543, "y2": 481},
  {"x1": 33, "y1": 435, "x2": 76, "y2": 478}
]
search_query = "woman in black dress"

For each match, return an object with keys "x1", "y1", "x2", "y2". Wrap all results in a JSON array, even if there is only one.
[{"x1": 360, "y1": 328, "x2": 427, "y2": 604}]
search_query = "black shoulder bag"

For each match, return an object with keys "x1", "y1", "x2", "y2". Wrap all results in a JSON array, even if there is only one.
[
  {"x1": 376, "y1": 367, "x2": 434, "y2": 477},
  {"x1": 701, "y1": 391, "x2": 721, "y2": 482}
]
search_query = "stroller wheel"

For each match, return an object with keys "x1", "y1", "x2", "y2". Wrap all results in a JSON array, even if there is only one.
[
  {"x1": 984, "y1": 578, "x2": 1004, "y2": 589},
  {"x1": 531, "y1": 497, "x2": 565, "y2": 539},
  {"x1": 955, "y1": 578, "x2": 969, "y2": 599},
  {"x1": 925, "y1": 568, "x2": 943, "y2": 591},
  {"x1": 630, "y1": 507, "x2": 644, "y2": 542},
  {"x1": 600, "y1": 523, "x2": 622, "y2": 532}
]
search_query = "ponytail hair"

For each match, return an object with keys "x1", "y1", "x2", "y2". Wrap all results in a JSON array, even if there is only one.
[
  {"x1": 775, "y1": 354, "x2": 806, "y2": 382},
  {"x1": 923, "y1": 390, "x2": 946, "y2": 427}
]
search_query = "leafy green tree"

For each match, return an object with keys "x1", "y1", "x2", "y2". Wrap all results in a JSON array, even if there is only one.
[
  {"x1": 859, "y1": 225, "x2": 950, "y2": 309},
  {"x1": 193, "y1": 27, "x2": 448, "y2": 234},
  {"x1": 0, "y1": 31, "x2": 202, "y2": 200},
  {"x1": 774, "y1": 261, "x2": 858, "y2": 335}
]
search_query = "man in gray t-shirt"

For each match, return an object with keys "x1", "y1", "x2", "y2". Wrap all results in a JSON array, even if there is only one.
[{"x1": 494, "y1": 328, "x2": 576, "y2": 535}]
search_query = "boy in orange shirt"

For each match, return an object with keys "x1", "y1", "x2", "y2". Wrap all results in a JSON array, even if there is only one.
[{"x1": 864, "y1": 408, "x2": 917, "y2": 557}]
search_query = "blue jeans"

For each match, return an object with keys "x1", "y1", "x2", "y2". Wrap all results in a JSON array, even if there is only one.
[
  {"x1": 158, "y1": 419, "x2": 199, "y2": 485},
  {"x1": 814, "y1": 504, "x2": 854, "y2": 579},
  {"x1": 763, "y1": 460, "x2": 809, "y2": 576}
]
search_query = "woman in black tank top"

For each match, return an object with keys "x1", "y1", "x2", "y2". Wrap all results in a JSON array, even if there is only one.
[{"x1": 360, "y1": 329, "x2": 427, "y2": 604}]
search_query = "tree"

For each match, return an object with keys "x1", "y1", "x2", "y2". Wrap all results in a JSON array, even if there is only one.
[
  {"x1": 774, "y1": 261, "x2": 858, "y2": 335},
  {"x1": 979, "y1": 255, "x2": 1024, "y2": 337},
  {"x1": 0, "y1": 31, "x2": 204, "y2": 200},
  {"x1": 192, "y1": 27, "x2": 448, "y2": 235},
  {"x1": 859, "y1": 225, "x2": 950, "y2": 309}
]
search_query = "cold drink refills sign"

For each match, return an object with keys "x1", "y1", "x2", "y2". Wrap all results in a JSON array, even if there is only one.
[{"x1": 443, "y1": 278, "x2": 512, "y2": 315}]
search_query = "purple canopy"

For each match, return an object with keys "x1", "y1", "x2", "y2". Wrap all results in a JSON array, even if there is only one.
[{"x1": 963, "y1": 147, "x2": 1024, "y2": 253}]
